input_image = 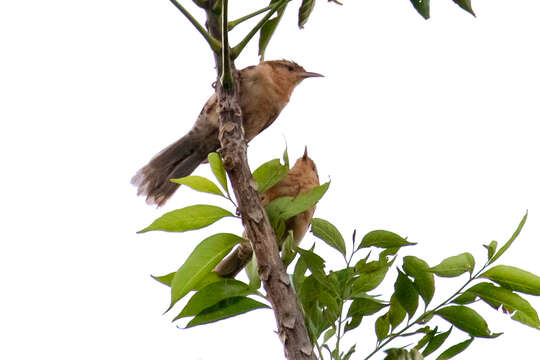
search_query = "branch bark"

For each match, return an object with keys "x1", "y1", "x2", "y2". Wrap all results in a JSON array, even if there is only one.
[{"x1": 201, "y1": 1, "x2": 317, "y2": 359}]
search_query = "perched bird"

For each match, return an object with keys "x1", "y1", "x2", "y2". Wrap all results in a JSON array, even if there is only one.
[
  {"x1": 132, "y1": 60, "x2": 323, "y2": 206},
  {"x1": 214, "y1": 148, "x2": 320, "y2": 278}
]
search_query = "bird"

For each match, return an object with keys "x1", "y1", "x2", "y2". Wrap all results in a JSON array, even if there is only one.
[
  {"x1": 132, "y1": 60, "x2": 323, "y2": 206},
  {"x1": 213, "y1": 148, "x2": 320, "y2": 278}
]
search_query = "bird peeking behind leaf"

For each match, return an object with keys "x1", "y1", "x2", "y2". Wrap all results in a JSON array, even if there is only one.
[{"x1": 213, "y1": 148, "x2": 320, "y2": 278}]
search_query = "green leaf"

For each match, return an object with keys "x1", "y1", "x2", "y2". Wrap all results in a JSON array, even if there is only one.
[
  {"x1": 265, "y1": 182, "x2": 329, "y2": 224},
  {"x1": 436, "y1": 338, "x2": 474, "y2": 360},
  {"x1": 298, "y1": 0, "x2": 316, "y2": 28},
  {"x1": 323, "y1": 327, "x2": 336, "y2": 343},
  {"x1": 152, "y1": 270, "x2": 221, "y2": 289},
  {"x1": 258, "y1": 0, "x2": 288, "y2": 59},
  {"x1": 410, "y1": 0, "x2": 430, "y2": 20},
  {"x1": 253, "y1": 158, "x2": 289, "y2": 193},
  {"x1": 175, "y1": 279, "x2": 255, "y2": 320},
  {"x1": 170, "y1": 175, "x2": 223, "y2": 196},
  {"x1": 452, "y1": 0, "x2": 475, "y2": 17},
  {"x1": 246, "y1": 257, "x2": 261, "y2": 290},
  {"x1": 359, "y1": 230, "x2": 416, "y2": 249},
  {"x1": 403, "y1": 256, "x2": 435, "y2": 306},
  {"x1": 347, "y1": 297, "x2": 388, "y2": 317},
  {"x1": 430, "y1": 253, "x2": 475, "y2": 277},
  {"x1": 457, "y1": 282, "x2": 540, "y2": 329},
  {"x1": 483, "y1": 240, "x2": 498, "y2": 261},
  {"x1": 351, "y1": 259, "x2": 391, "y2": 293},
  {"x1": 480, "y1": 265, "x2": 540, "y2": 296},
  {"x1": 138, "y1": 205, "x2": 234, "y2": 233},
  {"x1": 394, "y1": 270, "x2": 419, "y2": 318},
  {"x1": 207, "y1": 153, "x2": 228, "y2": 195},
  {"x1": 435, "y1": 306, "x2": 501, "y2": 338},
  {"x1": 281, "y1": 230, "x2": 297, "y2": 268},
  {"x1": 375, "y1": 314, "x2": 390, "y2": 342},
  {"x1": 415, "y1": 327, "x2": 437, "y2": 350},
  {"x1": 344, "y1": 313, "x2": 363, "y2": 332},
  {"x1": 169, "y1": 233, "x2": 243, "y2": 308},
  {"x1": 489, "y1": 212, "x2": 527, "y2": 265},
  {"x1": 343, "y1": 345, "x2": 356, "y2": 360},
  {"x1": 186, "y1": 296, "x2": 269, "y2": 327},
  {"x1": 388, "y1": 294, "x2": 407, "y2": 330},
  {"x1": 422, "y1": 327, "x2": 452, "y2": 356},
  {"x1": 293, "y1": 253, "x2": 308, "y2": 291},
  {"x1": 311, "y1": 218, "x2": 346, "y2": 256}
]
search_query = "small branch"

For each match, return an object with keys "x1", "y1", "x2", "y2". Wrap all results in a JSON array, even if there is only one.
[
  {"x1": 228, "y1": 3, "x2": 277, "y2": 31},
  {"x1": 220, "y1": 0, "x2": 233, "y2": 90},
  {"x1": 169, "y1": 0, "x2": 221, "y2": 53},
  {"x1": 363, "y1": 261, "x2": 492, "y2": 360},
  {"x1": 231, "y1": 0, "x2": 289, "y2": 59}
]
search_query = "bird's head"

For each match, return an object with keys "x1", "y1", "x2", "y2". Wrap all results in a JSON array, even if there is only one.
[
  {"x1": 290, "y1": 146, "x2": 319, "y2": 184},
  {"x1": 264, "y1": 60, "x2": 323, "y2": 99}
]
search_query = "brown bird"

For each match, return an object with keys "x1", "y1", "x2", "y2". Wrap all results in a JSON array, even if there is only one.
[
  {"x1": 132, "y1": 60, "x2": 323, "y2": 206},
  {"x1": 214, "y1": 148, "x2": 320, "y2": 277}
]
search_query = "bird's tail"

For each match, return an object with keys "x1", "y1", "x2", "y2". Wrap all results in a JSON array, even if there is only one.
[
  {"x1": 132, "y1": 131, "x2": 219, "y2": 206},
  {"x1": 213, "y1": 241, "x2": 253, "y2": 278}
]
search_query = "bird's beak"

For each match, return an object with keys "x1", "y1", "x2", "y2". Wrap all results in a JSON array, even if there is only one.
[
  {"x1": 303, "y1": 146, "x2": 308, "y2": 159},
  {"x1": 299, "y1": 71, "x2": 324, "y2": 79}
]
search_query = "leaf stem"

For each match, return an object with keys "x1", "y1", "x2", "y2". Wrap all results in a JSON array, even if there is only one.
[
  {"x1": 363, "y1": 261, "x2": 492, "y2": 360},
  {"x1": 169, "y1": 0, "x2": 221, "y2": 53},
  {"x1": 220, "y1": 0, "x2": 233, "y2": 90},
  {"x1": 230, "y1": 0, "x2": 289, "y2": 59},
  {"x1": 228, "y1": 3, "x2": 276, "y2": 31}
]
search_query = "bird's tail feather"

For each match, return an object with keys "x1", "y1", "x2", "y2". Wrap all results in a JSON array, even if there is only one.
[{"x1": 132, "y1": 132, "x2": 218, "y2": 206}]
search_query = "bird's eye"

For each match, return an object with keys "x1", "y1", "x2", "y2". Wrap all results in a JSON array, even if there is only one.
[{"x1": 287, "y1": 66, "x2": 294, "y2": 71}]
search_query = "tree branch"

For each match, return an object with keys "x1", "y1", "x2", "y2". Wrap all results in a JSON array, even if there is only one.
[
  {"x1": 231, "y1": 0, "x2": 289, "y2": 59},
  {"x1": 169, "y1": 0, "x2": 221, "y2": 53},
  {"x1": 228, "y1": 3, "x2": 277, "y2": 31},
  {"x1": 201, "y1": 1, "x2": 317, "y2": 358}
]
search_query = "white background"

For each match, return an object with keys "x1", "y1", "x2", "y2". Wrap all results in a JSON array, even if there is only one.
[{"x1": 1, "y1": 0, "x2": 539, "y2": 359}]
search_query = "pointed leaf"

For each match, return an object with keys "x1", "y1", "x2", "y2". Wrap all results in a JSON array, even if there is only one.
[
  {"x1": 208, "y1": 153, "x2": 228, "y2": 195},
  {"x1": 138, "y1": 205, "x2": 234, "y2": 233},
  {"x1": 171, "y1": 175, "x2": 223, "y2": 196},
  {"x1": 298, "y1": 0, "x2": 316, "y2": 28},
  {"x1": 344, "y1": 314, "x2": 363, "y2": 332},
  {"x1": 265, "y1": 182, "x2": 329, "y2": 223},
  {"x1": 351, "y1": 259, "x2": 391, "y2": 293},
  {"x1": 311, "y1": 218, "x2": 346, "y2": 256},
  {"x1": 436, "y1": 338, "x2": 473, "y2": 360},
  {"x1": 395, "y1": 270, "x2": 419, "y2": 318},
  {"x1": 323, "y1": 327, "x2": 336, "y2": 343},
  {"x1": 456, "y1": 282, "x2": 540, "y2": 329},
  {"x1": 281, "y1": 230, "x2": 297, "y2": 268},
  {"x1": 246, "y1": 257, "x2": 261, "y2": 290},
  {"x1": 359, "y1": 230, "x2": 416, "y2": 249},
  {"x1": 293, "y1": 254, "x2": 308, "y2": 291},
  {"x1": 422, "y1": 327, "x2": 452, "y2": 356},
  {"x1": 253, "y1": 158, "x2": 289, "y2": 193},
  {"x1": 375, "y1": 314, "x2": 390, "y2": 342},
  {"x1": 410, "y1": 0, "x2": 430, "y2": 20},
  {"x1": 483, "y1": 240, "x2": 498, "y2": 261},
  {"x1": 489, "y1": 212, "x2": 527, "y2": 264},
  {"x1": 403, "y1": 256, "x2": 435, "y2": 306},
  {"x1": 170, "y1": 233, "x2": 243, "y2": 308},
  {"x1": 480, "y1": 265, "x2": 540, "y2": 296},
  {"x1": 389, "y1": 294, "x2": 407, "y2": 330},
  {"x1": 258, "y1": 0, "x2": 288, "y2": 59},
  {"x1": 430, "y1": 253, "x2": 475, "y2": 277},
  {"x1": 186, "y1": 296, "x2": 269, "y2": 327},
  {"x1": 347, "y1": 297, "x2": 388, "y2": 317},
  {"x1": 435, "y1": 306, "x2": 501, "y2": 338},
  {"x1": 452, "y1": 0, "x2": 475, "y2": 17},
  {"x1": 175, "y1": 279, "x2": 255, "y2": 320},
  {"x1": 152, "y1": 270, "x2": 221, "y2": 289}
]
